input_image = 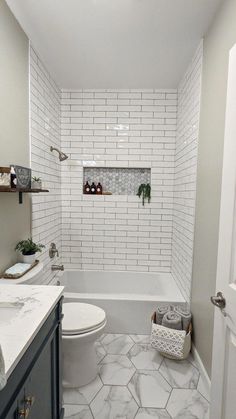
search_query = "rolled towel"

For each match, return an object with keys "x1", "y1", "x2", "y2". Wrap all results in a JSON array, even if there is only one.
[
  {"x1": 174, "y1": 306, "x2": 192, "y2": 332},
  {"x1": 156, "y1": 305, "x2": 172, "y2": 325},
  {"x1": 162, "y1": 311, "x2": 182, "y2": 330},
  {"x1": 0, "y1": 345, "x2": 6, "y2": 390}
]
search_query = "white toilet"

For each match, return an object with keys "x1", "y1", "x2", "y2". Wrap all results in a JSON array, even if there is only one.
[{"x1": 62, "y1": 302, "x2": 106, "y2": 388}]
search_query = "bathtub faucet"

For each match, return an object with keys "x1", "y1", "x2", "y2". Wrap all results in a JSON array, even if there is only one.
[{"x1": 51, "y1": 264, "x2": 64, "y2": 271}]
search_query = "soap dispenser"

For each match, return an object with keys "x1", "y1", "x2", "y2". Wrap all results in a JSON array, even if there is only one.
[
  {"x1": 90, "y1": 182, "x2": 97, "y2": 194},
  {"x1": 84, "y1": 181, "x2": 91, "y2": 194},
  {"x1": 96, "y1": 182, "x2": 103, "y2": 194}
]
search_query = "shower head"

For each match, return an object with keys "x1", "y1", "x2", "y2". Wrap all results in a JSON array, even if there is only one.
[{"x1": 50, "y1": 146, "x2": 68, "y2": 161}]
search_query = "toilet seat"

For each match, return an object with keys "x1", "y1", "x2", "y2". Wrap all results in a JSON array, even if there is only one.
[{"x1": 62, "y1": 302, "x2": 106, "y2": 336}]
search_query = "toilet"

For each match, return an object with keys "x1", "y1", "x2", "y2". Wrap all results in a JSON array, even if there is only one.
[{"x1": 62, "y1": 302, "x2": 106, "y2": 388}]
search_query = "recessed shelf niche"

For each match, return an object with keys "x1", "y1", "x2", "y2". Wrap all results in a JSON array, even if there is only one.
[{"x1": 83, "y1": 167, "x2": 151, "y2": 195}]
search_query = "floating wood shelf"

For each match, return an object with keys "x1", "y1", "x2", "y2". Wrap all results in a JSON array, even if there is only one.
[{"x1": 0, "y1": 187, "x2": 49, "y2": 204}]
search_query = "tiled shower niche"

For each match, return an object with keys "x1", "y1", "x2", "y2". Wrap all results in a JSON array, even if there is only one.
[{"x1": 83, "y1": 167, "x2": 151, "y2": 195}]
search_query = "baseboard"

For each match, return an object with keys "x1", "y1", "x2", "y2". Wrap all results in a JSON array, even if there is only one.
[{"x1": 191, "y1": 344, "x2": 211, "y2": 397}]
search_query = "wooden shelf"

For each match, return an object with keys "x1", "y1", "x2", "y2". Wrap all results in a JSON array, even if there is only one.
[{"x1": 0, "y1": 187, "x2": 49, "y2": 204}]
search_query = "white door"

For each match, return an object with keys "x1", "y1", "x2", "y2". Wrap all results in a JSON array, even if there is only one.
[{"x1": 210, "y1": 43, "x2": 236, "y2": 419}]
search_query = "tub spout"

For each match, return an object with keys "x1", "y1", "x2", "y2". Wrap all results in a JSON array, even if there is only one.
[{"x1": 51, "y1": 264, "x2": 64, "y2": 271}]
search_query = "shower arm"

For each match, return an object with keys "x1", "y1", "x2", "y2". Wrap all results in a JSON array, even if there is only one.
[{"x1": 50, "y1": 146, "x2": 68, "y2": 161}]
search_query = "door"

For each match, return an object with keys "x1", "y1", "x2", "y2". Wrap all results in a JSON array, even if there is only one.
[{"x1": 210, "y1": 43, "x2": 236, "y2": 419}]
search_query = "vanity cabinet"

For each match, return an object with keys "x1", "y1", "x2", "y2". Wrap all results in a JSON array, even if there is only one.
[{"x1": 0, "y1": 298, "x2": 64, "y2": 419}]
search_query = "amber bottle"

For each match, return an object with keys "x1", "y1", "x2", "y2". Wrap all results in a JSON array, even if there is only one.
[
  {"x1": 90, "y1": 182, "x2": 97, "y2": 194},
  {"x1": 84, "y1": 181, "x2": 91, "y2": 194},
  {"x1": 96, "y1": 182, "x2": 103, "y2": 194}
]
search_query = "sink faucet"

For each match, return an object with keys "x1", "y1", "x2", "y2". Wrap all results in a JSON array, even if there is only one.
[{"x1": 51, "y1": 264, "x2": 64, "y2": 271}]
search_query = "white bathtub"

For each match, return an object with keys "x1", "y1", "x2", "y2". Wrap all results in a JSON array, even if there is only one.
[{"x1": 59, "y1": 270, "x2": 185, "y2": 334}]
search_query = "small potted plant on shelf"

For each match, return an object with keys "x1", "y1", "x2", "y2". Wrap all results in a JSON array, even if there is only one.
[
  {"x1": 31, "y1": 176, "x2": 42, "y2": 189},
  {"x1": 137, "y1": 183, "x2": 151, "y2": 206},
  {"x1": 15, "y1": 238, "x2": 45, "y2": 264}
]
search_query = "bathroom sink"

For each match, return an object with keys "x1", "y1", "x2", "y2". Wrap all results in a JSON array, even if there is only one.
[{"x1": 0, "y1": 302, "x2": 24, "y2": 325}]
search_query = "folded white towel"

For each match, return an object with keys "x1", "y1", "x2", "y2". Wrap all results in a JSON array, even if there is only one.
[
  {"x1": 0, "y1": 345, "x2": 6, "y2": 390},
  {"x1": 162, "y1": 311, "x2": 182, "y2": 330},
  {"x1": 174, "y1": 306, "x2": 192, "y2": 331},
  {"x1": 156, "y1": 305, "x2": 172, "y2": 325}
]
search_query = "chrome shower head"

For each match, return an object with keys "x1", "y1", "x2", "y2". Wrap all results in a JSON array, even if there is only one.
[{"x1": 50, "y1": 146, "x2": 68, "y2": 161}]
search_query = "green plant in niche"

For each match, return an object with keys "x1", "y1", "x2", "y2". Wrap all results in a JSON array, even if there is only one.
[
  {"x1": 137, "y1": 183, "x2": 151, "y2": 206},
  {"x1": 32, "y1": 176, "x2": 42, "y2": 182},
  {"x1": 15, "y1": 238, "x2": 45, "y2": 255}
]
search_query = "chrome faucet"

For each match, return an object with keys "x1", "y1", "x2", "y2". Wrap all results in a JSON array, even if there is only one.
[
  {"x1": 49, "y1": 243, "x2": 59, "y2": 259},
  {"x1": 51, "y1": 264, "x2": 64, "y2": 271}
]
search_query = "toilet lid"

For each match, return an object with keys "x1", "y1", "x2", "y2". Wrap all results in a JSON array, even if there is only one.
[{"x1": 62, "y1": 302, "x2": 106, "y2": 335}]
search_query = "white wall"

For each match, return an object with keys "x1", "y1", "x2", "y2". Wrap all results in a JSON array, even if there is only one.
[
  {"x1": 0, "y1": 0, "x2": 31, "y2": 272},
  {"x1": 30, "y1": 46, "x2": 62, "y2": 283},
  {"x1": 192, "y1": 0, "x2": 236, "y2": 377},
  {"x1": 171, "y1": 42, "x2": 203, "y2": 301},
  {"x1": 60, "y1": 90, "x2": 177, "y2": 272}
]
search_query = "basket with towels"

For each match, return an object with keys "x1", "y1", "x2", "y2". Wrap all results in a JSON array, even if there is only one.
[{"x1": 150, "y1": 305, "x2": 192, "y2": 360}]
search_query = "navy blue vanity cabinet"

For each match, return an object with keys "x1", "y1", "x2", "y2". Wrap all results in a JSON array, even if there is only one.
[{"x1": 0, "y1": 298, "x2": 64, "y2": 419}]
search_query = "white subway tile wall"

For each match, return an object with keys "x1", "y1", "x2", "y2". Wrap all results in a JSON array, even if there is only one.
[
  {"x1": 61, "y1": 89, "x2": 177, "y2": 272},
  {"x1": 30, "y1": 46, "x2": 62, "y2": 283},
  {"x1": 171, "y1": 42, "x2": 203, "y2": 301},
  {"x1": 30, "y1": 44, "x2": 203, "y2": 296}
]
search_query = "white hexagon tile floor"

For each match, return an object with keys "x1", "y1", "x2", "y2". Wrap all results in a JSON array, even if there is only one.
[{"x1": 63, "y1": 334, "x2": 210, "y2": 419}]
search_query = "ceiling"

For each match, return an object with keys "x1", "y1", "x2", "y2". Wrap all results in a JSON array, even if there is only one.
[{"x1": 6, "y1": 0, "x2": 222, "y2": 89}]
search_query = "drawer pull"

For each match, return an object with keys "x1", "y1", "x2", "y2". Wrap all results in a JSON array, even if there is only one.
[
  {"x1": 18, "y1": 408, "x2": 30, "y2": 418},
  {"x1": 25, "y1": 396, "x2": 35, "y2": 407}
]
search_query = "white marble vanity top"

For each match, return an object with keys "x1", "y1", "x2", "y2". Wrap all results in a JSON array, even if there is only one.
[{"x1": 0, "y1": 284, "x2": 64, "y2": 379}]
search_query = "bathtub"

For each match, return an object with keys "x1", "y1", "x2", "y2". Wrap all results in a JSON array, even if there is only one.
[{"x1": 58, "y1": 270, "x2": 185, "y2": 334}]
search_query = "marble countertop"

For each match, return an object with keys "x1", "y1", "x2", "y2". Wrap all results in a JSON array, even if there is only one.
[{"x1": 0, "y1": 284, "x2": 64, "y2": 379}]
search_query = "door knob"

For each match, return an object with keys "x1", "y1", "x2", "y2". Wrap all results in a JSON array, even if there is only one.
[{"x1": 211, "y1": 292, "x2": 226, "y2": 310}]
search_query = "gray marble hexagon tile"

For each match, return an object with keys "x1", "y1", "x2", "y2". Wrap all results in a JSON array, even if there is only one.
[
  {"x1": 64, "y1": 404, "x2": 93, "y2": 419},
  {"x1": 63, "y1": 375, "x2": 103, "y2": 405},
  {"x1": 100, "y1": 334, "x2": 134, "y2": 354},
  {"x1": 128, "y1": 370, "x2": 172, "y2": 408},
  {"x1": 135, "y1": 408, "x2": 171, "y2": 419},
  {"x1": 90, "y1": 385, "x2": 139, "y2": 419},
  {"x1": 95, "y1": 340, "x2": 106, "y2": 362},
  {"x1": 128, "y1": 343, "x2": 163, "y2": 370},
  {"x1": 166, "y1": 389, "x2": 209, "y2": 419},
  {"x1": 99, "y1": 354, "x2": 136, "y2": 385},
  {"x1": 159, "y1": 358, "x2": 200, "y2": 389},
  {"x1": 129, "y1": 335, "x2": 150, "y2": 344}
]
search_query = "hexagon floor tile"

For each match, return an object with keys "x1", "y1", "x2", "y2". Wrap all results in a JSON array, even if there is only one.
[
  {"x1": 128, "y1": 370, "x2": 172, "y2": 408},
  {"x1": 63, "y1": 375, "x2": 103, "y2": 405},
  {"x1": 135, "y1": 408, "x2": 171, "y2": 419},
  {"x1": 99, "y1": 354, "x2": 136, "y2": 385},
  {"x1": 90, "y1": 385, "x2": 139, "y2": 419},
  {"x1": 166, "y1": 389, "x2": 209, "y2": 419},
  {"x1": 159, "y1": 358, "x2": 200, "y2": 389},
  {"x1": 64, "y1": 404, "x2": 93, "y2": 419},
  {"x1": 63, "y1": 334, "x2": 210, "y2": 419},
  {"x1": 128, "y1": 343, "x2": 163, "y2": 370},
  {"x1": 100, "y1": 334, "x2": 134, "y2": 354},
  {"x1": 129, "y1": 335, "x2": 150, "y2": 344},
  {"x1": 95, "y1": 340, "x2": 107, "y2": 362}
]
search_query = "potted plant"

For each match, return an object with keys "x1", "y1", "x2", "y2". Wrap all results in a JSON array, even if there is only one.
[
  {"x1": 31, "y1": 176, "x2": 42, "y2": 189},
  {"x1": 137, "y1": 183, "x2": 151, "y2": 206},
  {"x1": 15, "y1": 238, "x2": 45, "y2": 264}
]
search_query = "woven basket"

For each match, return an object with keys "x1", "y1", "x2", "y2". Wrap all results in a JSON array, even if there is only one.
[{"x1": 151, "y1": 312, "x2": 192, "y2": 360}]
